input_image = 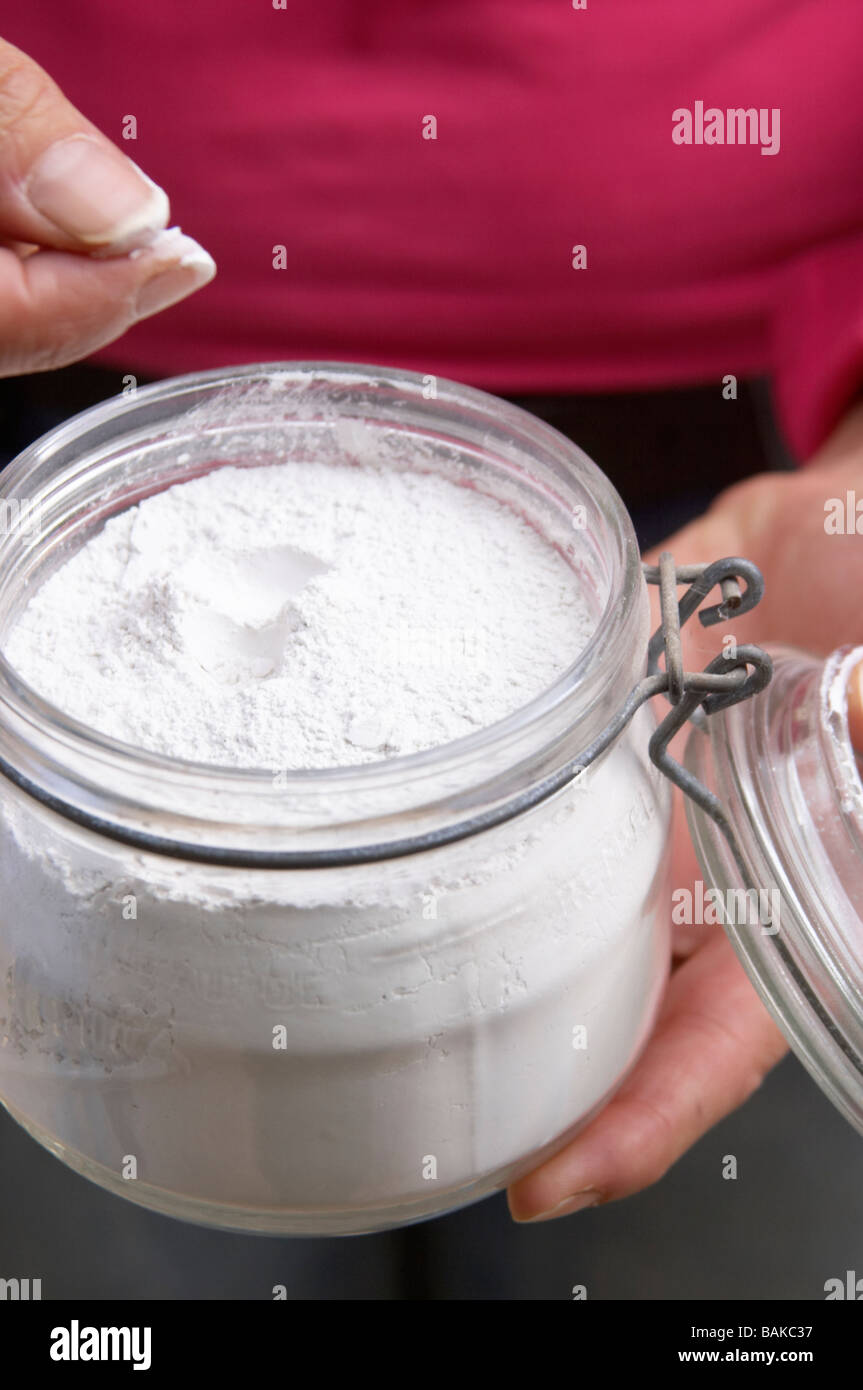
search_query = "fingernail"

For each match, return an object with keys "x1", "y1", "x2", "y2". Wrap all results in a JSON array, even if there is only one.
[
  {"x1": 515, "y1": 1189, "x2": 601, "y2": 1224},
  {"x1": 26, "y1": 135, "x2": 169, "y2": 251},
  {"x1": 134, "y1": 227, "x2": 216, "y2": 319}
]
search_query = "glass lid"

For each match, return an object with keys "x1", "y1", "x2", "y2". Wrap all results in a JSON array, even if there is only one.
[{"x1": 684, "y1": 644, "x2": 863, "y2": 1135}]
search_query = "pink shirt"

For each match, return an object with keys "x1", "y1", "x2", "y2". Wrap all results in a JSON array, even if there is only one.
[{"x1": 8, "y1": 1, "x2": 863, "y2": 459}]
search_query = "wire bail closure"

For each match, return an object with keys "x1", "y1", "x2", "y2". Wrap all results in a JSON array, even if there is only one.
[{"x1": 641, "y1": 553, "x2": 772, "y2": 889}]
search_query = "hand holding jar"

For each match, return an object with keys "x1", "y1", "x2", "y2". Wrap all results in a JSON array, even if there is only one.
[{"x1": 510, "y1": 401, "x2": 863, "y2": 1222}]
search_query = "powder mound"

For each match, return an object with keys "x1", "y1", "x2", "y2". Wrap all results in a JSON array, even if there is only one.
[{"x1": 6, "y1": 461, "x2": 595, "y2": 769}]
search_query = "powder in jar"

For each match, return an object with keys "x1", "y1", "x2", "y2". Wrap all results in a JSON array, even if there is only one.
[{"x1": 6, "y1": 460, "x2": 594, "y2": 767}]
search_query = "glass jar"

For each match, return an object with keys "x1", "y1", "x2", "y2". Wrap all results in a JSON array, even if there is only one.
[
  {"x1": 0, "y1": 364, "x2": 672, "y2": 1235},
  {"x1": 685, "y1": 642, "x2": 863, "y2": 1136}
]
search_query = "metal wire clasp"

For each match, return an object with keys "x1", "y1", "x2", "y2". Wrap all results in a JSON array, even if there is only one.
[
  {"x1": 641, "y1": 552, "x2": 772, "y2": 885},
  {"x1": 522, "y1": 550, "x2": 772, "y2": 875}
]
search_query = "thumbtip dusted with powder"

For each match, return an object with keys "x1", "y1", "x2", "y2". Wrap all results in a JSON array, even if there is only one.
[
  {"x1": 129, "y1": 225, "x2": 216, "y2": 275},
  {"x1": 130, "y1": 226, "x2": 217, "y2": 320}
]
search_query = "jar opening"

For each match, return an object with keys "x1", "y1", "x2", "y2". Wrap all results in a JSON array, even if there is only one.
[{"x1": 0, "y1": 363, "x2": 646, "y2": 860}]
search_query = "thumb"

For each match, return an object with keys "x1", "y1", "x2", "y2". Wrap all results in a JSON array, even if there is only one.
[
  {"x1": 0, "y1": 229, "x2": 215, "y2": 377},
  {"x1": 0, "y1": 38, "x2": 169, "y2": 254}
]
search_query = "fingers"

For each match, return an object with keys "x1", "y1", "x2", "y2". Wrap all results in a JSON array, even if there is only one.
[
  {"x1": 0, "y1": 227, "x2": 215, "y2": 376},
  {"x1": 0, "y1": 38, "x2": 214, "y2": 373},
  {"x1": 0, "y1": 39, "x2": 168, "y2": 254},
  {"x1": 507, "y1": 930, "x2": 787, "y2": 1222}
]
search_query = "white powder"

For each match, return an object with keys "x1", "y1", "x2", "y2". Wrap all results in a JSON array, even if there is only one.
[
  {"x1": 6, "y1": 461, "x2": 592, "y2": 768},
  {"x1": 0, "y1": 455, "x2": 670, "y2": 1233}
]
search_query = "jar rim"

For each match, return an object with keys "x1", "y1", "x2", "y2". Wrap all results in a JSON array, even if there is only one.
[{"x1": 0, "y1": 362, "x2": 646, "y2": 861}]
